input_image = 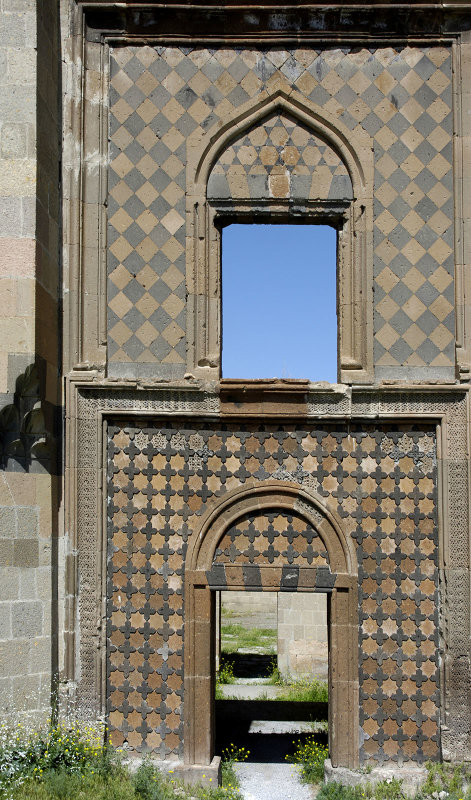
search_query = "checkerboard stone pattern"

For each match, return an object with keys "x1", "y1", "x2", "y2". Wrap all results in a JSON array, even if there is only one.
[
  {"x1": 107, "y1": 422, "x2": 439, "y2": 763},
  {"x1": 207, "y1": 113, "x2": 352, "y2": 201},
  {"x1": 108, "y1": 45, "x2": 454, "y2": 376}
]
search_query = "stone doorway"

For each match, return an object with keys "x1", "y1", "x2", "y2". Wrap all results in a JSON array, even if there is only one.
[
  {"x1": 214, "y1": 586, "x2": 329, "y2": 767},
  {"x1": 183, "y1": 481, "x2": 359, "y2": 780}
]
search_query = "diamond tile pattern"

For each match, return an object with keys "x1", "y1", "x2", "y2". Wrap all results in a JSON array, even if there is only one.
[
  {"x1": 207, "y1": 113, "x2": 352, "y2": 201},
  {"x1": 108, "y1": 45, "x2": 454, "y2": 373},
  {"x1": 107, "y1": 423, "x2": 439, "y2": 763}
]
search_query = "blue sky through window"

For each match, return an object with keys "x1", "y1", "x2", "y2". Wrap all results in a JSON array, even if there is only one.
[{"x1": 222, "y1": 224, "x2": 337, "y2": 382}]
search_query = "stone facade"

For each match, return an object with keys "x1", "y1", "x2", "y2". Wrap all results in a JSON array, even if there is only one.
[
  {"x1": 107, "y1": 421, "x2": 440, "y2": 764},
  {"x1": 0, "y1": 0, "x2": 471, "y2": 784},
  {"x1": 0, "y1": 0, "x2": 61, "y2": 725}
]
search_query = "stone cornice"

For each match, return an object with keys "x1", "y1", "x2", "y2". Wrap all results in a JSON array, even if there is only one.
[{"x1": 77, "y1": 1, "x2": 471, "y2": 42}]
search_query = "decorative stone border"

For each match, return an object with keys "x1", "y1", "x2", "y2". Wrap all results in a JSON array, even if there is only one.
[
  {"x1": 63, "y1": 379, "x2": 470, "y2": 765},
  {"x1": 184, "y1": 481, "x2": 359, "y2": 769}
]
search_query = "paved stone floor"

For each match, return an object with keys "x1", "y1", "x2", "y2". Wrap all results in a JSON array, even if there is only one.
[
  {"x1": 235, "y1": 762, "x2": 318, "y2": 800},
  {"x1": 218, "y1": 682, "x2": 283, "y2": 699}
]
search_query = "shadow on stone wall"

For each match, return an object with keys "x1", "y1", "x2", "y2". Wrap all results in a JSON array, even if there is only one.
[{"x1": 0, "y1": 362, "x2": 56, "y2": 473}]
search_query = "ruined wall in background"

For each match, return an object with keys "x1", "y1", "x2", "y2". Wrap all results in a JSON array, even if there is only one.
[{"x1": 277, "y1": 592, "x2": 328, "y2": 680}]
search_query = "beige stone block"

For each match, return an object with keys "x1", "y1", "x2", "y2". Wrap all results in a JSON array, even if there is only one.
[
  {"x1": 11, "y1": 673, "x2": 41, "y2": 711},
  {"x1": 7, "y1": 47, "x2": 36, "y2": 85},
  {"x1": 269, "y1": 172, "x2": 290, "y2": 198},
  {"x1": 35, "y1": 568, "x2": 52, "y2": 603},
  {"x1": 0, "y1": 237, "x2": 35, "y2": 278},
  {"x1": 19, "y1": 568, "x2": 38, "y2": 600},
  {"x1": 0, "y1": 352, "x2": 7, "y2": 393},
  {"x1": 32, "y1": 474, "x2": 52, "y2": 510},
  {"x1": 15, "y1": 277, "x2": 35, "y2": 317},
  {"x1": 0, "y1": 317, "x2": 34, "y2": 353},
  {"x1": 38, "y1": 539, "x2": 51, "y2": 567},
  {"x1": 0, "y1": 159, "x2": 36, "y2": 196},
  {"x1": 3, "y1": 473, "x2": 37, "y2": 507},
  {"x1": 0, "y1": 278, "x2": 17, "y2": 315}
]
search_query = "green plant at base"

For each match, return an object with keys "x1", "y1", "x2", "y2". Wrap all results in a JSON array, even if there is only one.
[
  {"x1": 268, "y1": 658, "x2": 283, "y2": 686},
  {"x1": 373, "y1": 778, "x2": 406, "y2": 800},
  {"x1": 220, "y1": 744, "x2": 249, "y2": 794},
  {"x1": 217, "y1": 659, "x2": 235, "y2": 685},
  {"x1": 133, "y1": 759, "x2": 177, "y2": 800},
  {"x1": 7, "y1": 772, "x2": 137, "y2": 800},
  {"x1": 215, "y1": 684, "x2": 225, "y2": 700},
  {"x1": 0, "y1": 721, "x2": 113, "y2": 799},
  {"x1": 420, "y1": 761, "x2": 468, "y2": 799},
  {"x1": 316, "y1": 783, "x2": 366, "y2": 800},
  {"x1": 286, "y1": 737, "x2": 328, "y2": 783}
]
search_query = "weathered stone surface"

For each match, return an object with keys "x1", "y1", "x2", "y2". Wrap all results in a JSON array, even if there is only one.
[{"x1": 1, "y1": 0, "x2": 471, "y2": 781}]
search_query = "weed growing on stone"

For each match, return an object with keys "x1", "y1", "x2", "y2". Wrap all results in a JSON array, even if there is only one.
[
  {"x1": 220, "y1": 744, "x2": 249, "y2": 793},
  {"x1": 217, "y1": 658, "x2": 236, "y2": 685},
  {"x1": 315, "y1": 762, "x2": 471, "y2": 800},
  {"x1": 0, "y1": 720, "x2": 245, "y2": 800},
  {"x1": 0, "y1": 720, "x2": 114, "y2": 799},
  {"x1": 286, "y1": 736, "x2": 329, "y2": 783},
  {"x1": 316, "y1": 780, "x2": 407, "y2": 800},
  {"x1": 419, "y1": 762, "x2": 469, "y2": 799}
]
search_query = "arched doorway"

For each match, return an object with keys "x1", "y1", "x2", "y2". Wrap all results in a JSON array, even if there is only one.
[{"x1": 184, "y1": 481, "x2": 359, "y2": 773}]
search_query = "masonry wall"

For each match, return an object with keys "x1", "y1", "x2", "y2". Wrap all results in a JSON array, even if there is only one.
[
  {"x1": 0, "y1": 0, "x2": 62, "y2": 724},
  {"x1": 277, "y1": 593, "x2": 328, "y2": 680},
  {"x1": 107, "y1": 421, "x2": 440, "y2": 764},
  {"x1": 0, "y1": 0, "x2": 470, "y2": 775}
]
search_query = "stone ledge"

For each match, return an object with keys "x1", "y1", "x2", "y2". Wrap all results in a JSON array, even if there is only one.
[
  {"x1": 324, "y1": 759, "x2": 428, "y2": 795},
  {"x1": 173, "y1": 756, "x2": 221, "y2": 788}
]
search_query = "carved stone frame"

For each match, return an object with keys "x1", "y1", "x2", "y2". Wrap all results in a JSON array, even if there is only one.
[
  {"x1": 185, "y1": 89, "x2": 374, "y2": 384},
  {"x1": 63, "y1": 379, "x2": 470, "y2": 765},
  {"x1": 184, "y1": 481, "x2": 359, "y2": 771}
]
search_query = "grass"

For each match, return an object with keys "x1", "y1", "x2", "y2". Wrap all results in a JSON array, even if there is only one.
[
  {"x1": 221, "y1": 624, "x2": 276, "y2": 654},
  {"x1": 274, "y1": 677, "x2": 328, "y2": 703},
  {"x1": 215, "y1": 652, "x2": 329, "y2": 705},
  {"x1": 4, "y1": 719, "x2": 471, "y2": 800},
  {"x1": 286, "y1": 736, "x2": 329, "y2": 783},
  {"x1": 315, "y1": 762, "x2": 471, "y2": 800},
  {"x1": 217, "y1": 657, "x2": 236, "y2": 685},
  {"x1": 0, "y1": 721, "x2": 245, "y2": 800},
  {"x1": 220, "y1": 745, "x2": 249, "y2": 792},
  {"x1": 268, "y1": 659, "x2": 329, "y2": 703}
]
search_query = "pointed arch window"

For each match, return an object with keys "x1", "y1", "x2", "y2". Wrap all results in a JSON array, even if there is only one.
[{"x1": 185, "y1": 91, "x2": 374, "y2": 384}]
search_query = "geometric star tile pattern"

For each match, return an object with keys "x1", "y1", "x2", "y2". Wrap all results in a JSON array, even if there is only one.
[
  {"x1": 108, "y1": 46, "x2": 454, "y2": 373},
  {"x1": 107, "y1": 422, "x2": 439, "y2": 764},
  {"x1": 214, "y1": 510, "x2": 330, "y2": 566},
  {"x1": 208, "y1": 113, "x2": 352, "y2": 201}
]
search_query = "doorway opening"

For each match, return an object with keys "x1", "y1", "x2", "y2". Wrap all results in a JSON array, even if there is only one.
[
  {"x1": 214, "y1": 590, "x2": 329, "y2": 765},
  {"x1": 221, "y1": 224, "x2": 338, "y2": 382}
]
